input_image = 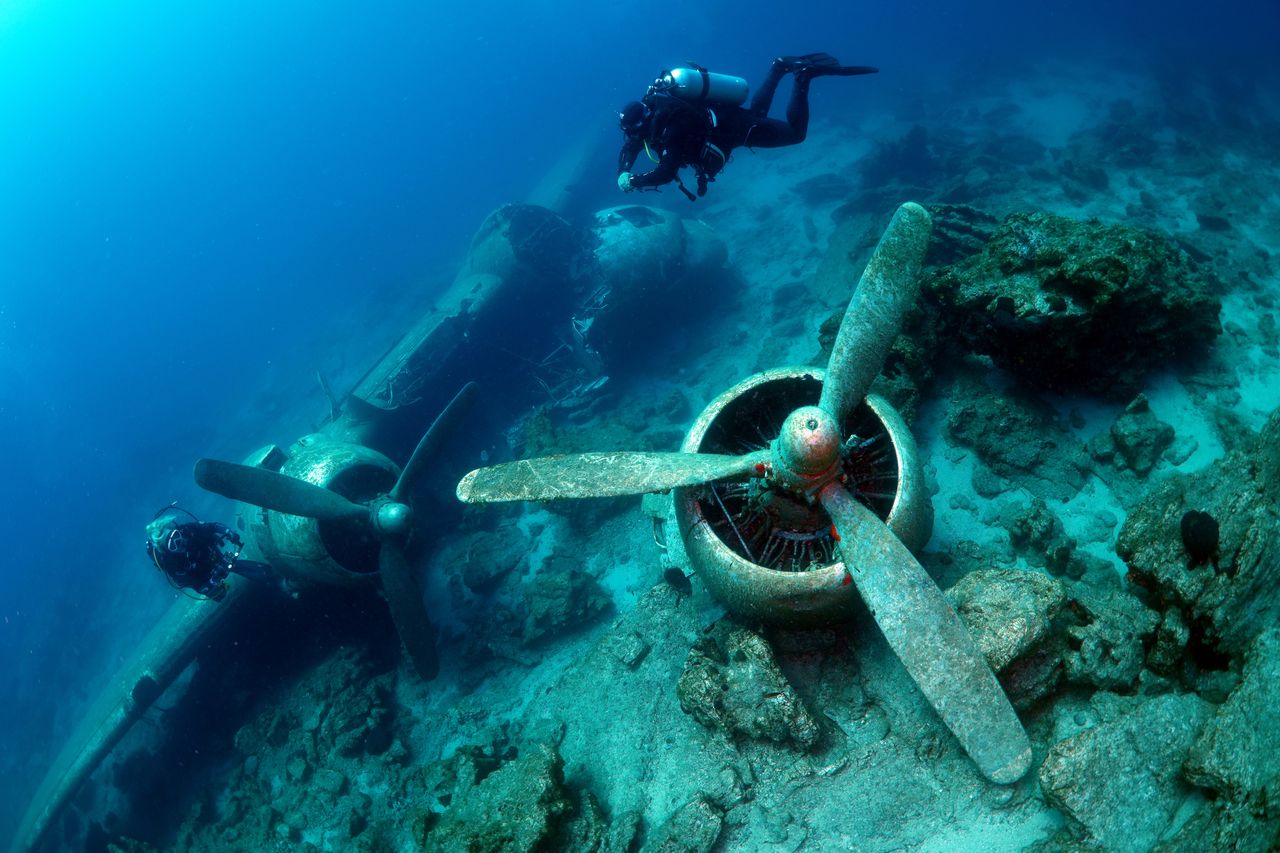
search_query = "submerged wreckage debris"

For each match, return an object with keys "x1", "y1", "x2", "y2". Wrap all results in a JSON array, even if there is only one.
[
  {"x1": 459, "y1": 202, "x2": 1034, "y2": 785},
  {"x1": 13, "y1": 201, "x2": 727, "y2": 853}
]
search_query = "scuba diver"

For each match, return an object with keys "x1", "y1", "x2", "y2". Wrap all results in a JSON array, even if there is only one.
[
  {"x1": 145, "y1": 505, "x2": 276, "y2": 600},
  {"x1": 617, "y1": 53, "x2": 877, "y2": 200}
]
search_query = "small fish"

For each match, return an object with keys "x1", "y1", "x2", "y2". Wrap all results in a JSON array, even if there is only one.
[
  {"x1": 829, "y1": 524, "x2": 841, "y2": 542},
  {"x1": 761, "y1": 691, "x2": 784, "y2": 700}
]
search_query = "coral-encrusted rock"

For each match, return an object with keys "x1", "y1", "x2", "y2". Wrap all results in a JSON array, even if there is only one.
[
  {"x1": 1185, "y1": 629, "x2": 1280, "y2": 801},
  {"x1": 1117, "y1": 405, "x2": 1280, "y2": 657},
  {"x1": 947, "y1": 569, "x2": 1065, "y2": 672},
  {"x1": 521, "y1": 556, "x2": 612, "y2": 645},
  {"x1": 1038, "y1": 692, "x2": 1213, "y2": 852},
  {"x1": 948, "y1": 569, "x2": 1067, "y2": 709},
  {"x1": 1062, "y1": 582, "x2": 1159, "y2": 691},
  {"x1": 426, "y1": 742, "x2": 571, "y2": 853},
  {"x1": 930, "y1": 211, "x2": 1221, "y2": 397},
  {"x1": 1087, "y1": 394, "x2": 1176, "y2": 477},
  {"x1": 639, "y1": 795, "x2": 725, "y2": 853},
  {"x1": 946, "y1": 375, "x2": 1091, "y2": 502},
  {"x1": 677, "y1": 624, "x2": 820, "y2": 750}
]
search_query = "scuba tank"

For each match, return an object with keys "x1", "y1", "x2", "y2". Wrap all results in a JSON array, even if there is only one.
[{"x1": 650, "y1": 65, "x2": 748, "y2": 106}]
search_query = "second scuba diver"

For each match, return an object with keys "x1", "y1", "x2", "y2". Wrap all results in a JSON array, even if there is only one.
[
  {"x1": 146, "y1": 505, "x2": 277, "y2": 600},
  {"x1": 617, "y1": 52, "x2": 877, "y2": 200}
]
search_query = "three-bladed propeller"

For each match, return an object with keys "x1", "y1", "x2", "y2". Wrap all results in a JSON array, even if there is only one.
[
  {"x1": 195, "y1": 382, "x2": 477, "y2": 680},
  {"x1": 455, "y1": 203, "x2": 1032, "y2": 783}
]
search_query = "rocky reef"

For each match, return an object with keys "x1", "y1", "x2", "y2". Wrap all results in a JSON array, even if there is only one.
[
  {"x1": 1118, "y1": 405, "x2": 1280, "y2": 658},
  {"x1": 930, "y1": 211, "x2": 1222, "y2": 398}
]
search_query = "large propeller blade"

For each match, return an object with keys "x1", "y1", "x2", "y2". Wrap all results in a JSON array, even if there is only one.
[
  {"x1": 818, "y1": 201, "x2": 932, "y2": 425},
  {"x1": 378, "y1": 543, "x2": 439, "y2": 680},
  {"x1": 819, "y1": 482, "x2": 1031, "y2": 784},
  {"x1": 457, "y1": 449, "x2": 771, "y2": 504},
  {"x1": 391, "y1": 382, "x2": 477, "y2": 504},
  {"x1": 194, "y1": 457, "x2": 368, "y2": 523}
]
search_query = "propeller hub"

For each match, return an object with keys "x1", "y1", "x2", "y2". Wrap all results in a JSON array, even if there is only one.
[
  {"x1": 373, "y1": 500, "x2": 414, "y2": 539},
  {"x1": 771, "y1": 406, "x2": 843, "y2": 496}
]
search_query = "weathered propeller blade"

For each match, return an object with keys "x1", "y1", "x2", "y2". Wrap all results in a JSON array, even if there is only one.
[
  {"x1": 820, "y1": 482, "x2": 1032, "y2": 784},
  {"x1": 818, "y1": 201, "x2": 932, "y2": 425},
  {"x1": 194, "y1": 457, "x2": 367, "y2": 522},
  {"x1": 391, "y1": 381, "x2": 478, "y2": 503},
  {"x1": 457, "y1": 449, "x2": 771, "y2": 503},
  {"x1": 378, "y1": 543, "x2": 439, "y2": 680}
]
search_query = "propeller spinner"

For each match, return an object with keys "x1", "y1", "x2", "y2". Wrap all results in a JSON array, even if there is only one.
[
  {"x1": 196, "y1": 382, "x2": 477, "y2": 680},
  {"x1": 456, "y1": 203, "x2": 1031, "y2": 784}
]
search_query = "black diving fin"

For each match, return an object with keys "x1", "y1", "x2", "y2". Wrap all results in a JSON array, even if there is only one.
[{"x1": 778, "y1": 52, "x2": 878, "y2": 77}]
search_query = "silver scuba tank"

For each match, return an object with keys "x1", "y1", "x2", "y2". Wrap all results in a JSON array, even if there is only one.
[{"x1": 656, "y1": 67, "x2": 748, "y2": 106}]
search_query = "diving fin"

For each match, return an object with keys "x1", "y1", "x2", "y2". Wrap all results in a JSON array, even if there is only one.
[
  {"x1": 778, "y1": 52, "x2": 841, "y2": 71},
  {"x1": 778, "y1": 53, "x2": 878, "y2": 78},
  {"x1": 804, "y1": 64, "x2": 878, "y2": 78}
]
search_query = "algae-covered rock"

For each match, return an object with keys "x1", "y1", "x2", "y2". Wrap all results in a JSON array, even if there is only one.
[
  {"x1": 1184, "y1": 628, "x2": 1280, "y2": 801},
  {"x1": 1001, "y1": 499, "x2": 1080, "y2": 577},
  {"x1": 1038, "y1": 692, "x2": 1213, "y2": 852},
  {"x1": 1153, "y1": 797, "x2": 1280, "y2": 853},
  {"x1": 521, "y1": 556, "x2": 612, "y2": 645},
  {"x1": 948, "y1": 568, "x2": 1067, "y2": 709},
  {"x1": 1087, "y1": 394, "x2": 1176, "y2": 477},
  {"x1": 426, "y1": 742, "x2": 571, "y2": 853},
  {"x1": 677, "y1": 624, "x2": 820, "y2": 751},
  {"x1": 1062, "y1": 581, "x2": 1159, "y2": 691},
  {"x1": 1118, "y1": 405, "x2": 1280, "y2": 657},
  {"x1": 947, "y1": 568, "x2": 1065, "y2": 672},
  {"x1": 931, "y1": 211, "x2": 1221, "y2": 397},
  {"x1": 639, "y1": 795, "x2": 725, "y2": 853},
  {"x1": 945, "y1": 375, "x2": 1091, "y2": 502}
]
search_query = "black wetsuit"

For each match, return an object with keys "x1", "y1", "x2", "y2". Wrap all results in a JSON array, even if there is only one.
[{"x1": 618, "y1": 61, "x2": 814, "y2": 197}]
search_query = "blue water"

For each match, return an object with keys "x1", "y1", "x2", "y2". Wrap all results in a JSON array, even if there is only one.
[{"x1": 2, "y1": 0, "x2": 1278, "y2": 848}]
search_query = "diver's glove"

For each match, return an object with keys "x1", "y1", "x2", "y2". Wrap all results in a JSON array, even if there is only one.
[{"x1": 617, "y1": 172, "x2": 635, "y2": 192}]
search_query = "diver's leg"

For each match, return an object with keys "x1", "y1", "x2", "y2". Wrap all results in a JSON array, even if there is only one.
[
  {"x1": 783, "y1": 73, "x2": 813, "y2": 143},
  {"x1": 749, "y1": 60, "x2": 789, "y2": 116},
  {"x1": 744, "y1": 75, "x2": 811, "y2": 148}
]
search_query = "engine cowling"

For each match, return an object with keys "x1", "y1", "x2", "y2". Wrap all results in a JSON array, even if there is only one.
[
  {"x1": 239, "y1": 435, "x2": 402, "y2": 587},
  {"x1": 674, "y1": 367, "x2": 932, "y2": 625}
]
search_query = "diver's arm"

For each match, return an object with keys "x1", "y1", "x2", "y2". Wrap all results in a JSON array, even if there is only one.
[
  {"x1": 618, "y1": 138, "x2": 643, "y2": 175},
  {"x1": 628, "y1": 151, "x2": 679, "y2": 188}
]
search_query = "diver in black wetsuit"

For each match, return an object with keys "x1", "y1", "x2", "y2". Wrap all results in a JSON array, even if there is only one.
[
  {"x1": 145, "y1": 505, "x2": 276, "y2": 600},
  {"x1": 617, "y1": 53, "x2": 877, "y2": 200}
]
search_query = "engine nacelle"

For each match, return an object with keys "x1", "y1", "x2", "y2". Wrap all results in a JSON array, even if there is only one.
[
  {"x1": 674, "y1": 367, "x2": 932, "y2": 626},
  {"x1": 238, "y1": 435, "x2": 402, "y2": 588}
]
